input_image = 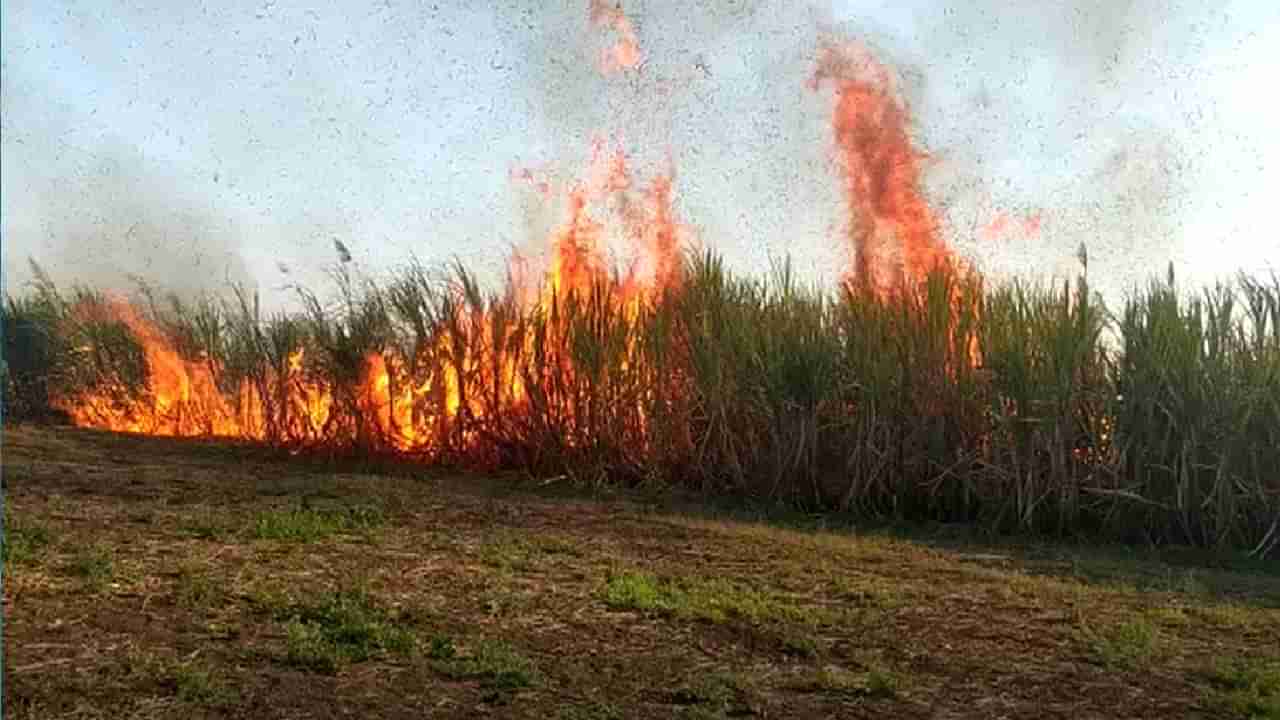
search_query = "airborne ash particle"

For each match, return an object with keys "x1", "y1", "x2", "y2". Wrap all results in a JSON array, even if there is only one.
[{"x1": 333, "y1": 239, "x2": 353, "y2": 263}]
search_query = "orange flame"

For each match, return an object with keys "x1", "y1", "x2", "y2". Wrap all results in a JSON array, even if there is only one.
[
  {"x1": 60, "y1": 133, "x2": 689, "y2": 452},
  {"x1": 56, "y1": 298, "x2": 250, "y2": 438},
  {"x1": 589, "y1": 0, "x2": 642, "y2": 75},
  {"x1": 810, "y1": 38, "x2": 952, "y2": 296},
  {"x1": 524, "y1": 136, "x2": 685, "y2": 305}
]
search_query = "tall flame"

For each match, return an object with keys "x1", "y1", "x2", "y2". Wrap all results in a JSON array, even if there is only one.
[
  {"x1": 521, "y1": 136, "x2": 686, "y2": 305},
  {"x1": 810, "y1": 38, "x2": 953, "y2": 296}
]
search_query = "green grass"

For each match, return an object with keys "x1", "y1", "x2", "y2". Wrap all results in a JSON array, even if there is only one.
[
  {"x1": 275, "y1": 588, "x2": 415, "y2": 673},
  {"x1": 479, "y1": 532, "x2": 585, "y2": 574},
  {"x1": 827, "y1": 573, "x2": 905, "y2": 609},
  {"x1": 1080, "y1": 616, "x2": 1161, "y2": 669},
  {"x1": 174, "y1": 564, "x2": 223, "y2": 609},
  {"x1": 251, "y1": 503, "x2": 385, "y2": 542},
  {"x1": 786, "y1": 663, "x2": 905, "y2": 699},
  {"x1": 2, "y1": 510, "x2": 52, "y2": 566},
  {"x1": 1205, "y1": 657, "x2": 1280, "y2": 719},
  {"x1": 602, "y1": 570, "x2": 840, "y2": 627},
  {"x1": 602, "y1": 571, "x2": 669, "y2": 612},
  {"x1": 431, "y1": 637, "x2": 538, "y2": 691},
  {"x1": 669, "y1": 672, "x2": 740, "y2": 709},
  {"x1": 167, "y1": 661, "x2": 238, "y2": 706},
  {"x1": 67, "y1": 543, "x2": 114, "y2": 590}
]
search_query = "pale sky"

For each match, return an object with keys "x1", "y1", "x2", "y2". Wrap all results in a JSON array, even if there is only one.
[{"x1": 3, "y1": 0, "x2": 1278, "y2": 312}]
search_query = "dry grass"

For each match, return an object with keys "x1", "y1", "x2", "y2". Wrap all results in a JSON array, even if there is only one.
[{"x1": 6, "y1": 255, "x2": 1278, "y2": 554}]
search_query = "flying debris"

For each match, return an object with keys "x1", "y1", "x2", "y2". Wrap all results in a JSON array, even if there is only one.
[
  {"x1": 693, "y1": 54, "x2": 711, "y2": 78},
  {"x1": 277, "y1": 261, "x2": 291, "y2": 275},
  {"x1": 333, "y1": 239, "x2": 352, "y2": 264}
]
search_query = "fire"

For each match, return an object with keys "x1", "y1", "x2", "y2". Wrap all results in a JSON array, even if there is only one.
[
  {"x1": 519, "y1": 136, "x2": 686, "y2": 307},
  {"x1": 981, "y1": 209, "x2": 1043, "y2": 242},
  {"x1": 809, "y1": 38, "x2": 954, "y2": 296},
  {"x1": 589, "y1": 0, "x2": 642, "y2": 75},
  {"x1": 58, "y1": 145, "x2": 686, "y2": 456},
  {"x1": 59, "y1": 297, "x2": 253, "y2": 438},
  {"x1": 53, "y1": 17, "x2": 982, "y2": 451},
  {"x1": 809, "y1": 37, "x2": 983, "y2": 375}
]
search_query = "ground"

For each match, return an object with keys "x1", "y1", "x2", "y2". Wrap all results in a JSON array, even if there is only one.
[{"x1": 3, "y1": 425, "x2": 1278, "y2": 719}]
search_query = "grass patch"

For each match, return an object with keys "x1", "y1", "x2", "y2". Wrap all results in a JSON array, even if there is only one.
[
  {"x1": 667, "y1": 671, "x2": 760, "y2": 716},
  {"x1": 787, "y1": 664, "x2": 904, "y2": 699},
  {"x1": 777, "y1": 632, "x2": 820, "y2": 659},
  {"x1": 603, "y1": 570, "x2": 840, "y2": 627},
  {"x1": 1080, "y1": 616, "x2": 1161, "y2": 669},
  {"x1": 175, "y1": 565, "x2": 223, "y2": 609},
  {"x1": 602, "y1": 571, "x2": 668, "y2": 612},
  {"x1": 252, "y1": 503, "x2": 385, "y2": 542},
  {"x1": 1192, "y1": 603, "x2": 1268, "y2": 630},
  {"x1": 431, "y1": 637, "x2": 538, "y2": 691},
  {"x1": 105, "y1": 649, "x2": 240, "y2": 707},
  {"x1": 67, "y1": 543, "x2": 114, "y2": 590},
  {"x1": 479, "y1": 533, "x2": 585, "y2": 573},
  {"x1": 277, "y1": 588, "x2": 415, "y2": 673},
  {"x1": 166, "y1": 661, "x2": 238, "y2": 706},
  {"x1": 1205, "y1": 657, "x2": 1280, "y2": 719},
  {"x1": 670, "y1": 674, "x2": 735, "y2": 707},
  {"x1": 1145, "y1": 605, "x2": 1193, "y2": 628},
  {"x1": 2, "y1": 510, "x2": 52, "y2": 566},
  {"x1": 479, "y1": 537, "x2": 537, "y2": 573},
  {"x1": 865, "y1": 667, "x2": 904, "y2": 698},
  {"x1": 828, "y1": 573, "x2": 905, "y2": 609}
]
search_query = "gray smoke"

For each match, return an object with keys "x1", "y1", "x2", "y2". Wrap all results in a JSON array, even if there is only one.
[
  {"x1": 880, "y1": 0, "x2": 1197, "y2": 302},
  {"x1": 2, "y1": 0, "x2": 1269, "y2": 312},
  {"x1": 502, "y1": 0, "x2": 1214, "y2": 301},
  {"x1": 2, "y1": 136, "x2": 255, "y2": 302}
]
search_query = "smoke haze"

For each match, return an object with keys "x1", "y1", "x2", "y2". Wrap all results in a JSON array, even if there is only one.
[{"x1": 3, "y1": 0, "x2": 1276, "y2": 309}]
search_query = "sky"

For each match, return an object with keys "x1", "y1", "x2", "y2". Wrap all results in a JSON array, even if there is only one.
[{"x1": 3, "y1": 0, "x2": 1278, "y2": 312}]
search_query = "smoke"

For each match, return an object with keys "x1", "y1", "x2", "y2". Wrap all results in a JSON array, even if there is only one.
[
  {"x1": 508, "y1": 1, "x2": 841, "y2": 278},
  {"x1": 3, "y1": 0, "x2": 1267, "y2": 311},
  {"x1": 848, "y1": 0, "x2": 1200, "y2": 298},
  {"x1": 0, "y1": 1, "x2": 255, "y2": 304},
  {"x1": 1, "y1": 135, "x2": 256, "y2": 303},
  {"x1": 504, "y1": 0, "x2": 1215, "y2": 299}
]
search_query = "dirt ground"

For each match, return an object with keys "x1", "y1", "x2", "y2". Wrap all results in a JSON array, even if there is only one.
[{"x1": 3, "y1": 425, "x2": 1278, "y2": 719}]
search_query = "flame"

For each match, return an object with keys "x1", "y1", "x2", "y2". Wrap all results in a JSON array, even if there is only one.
[
  {"x1": 981, "y1": 209, "x2": 1043, "y2": 242},
  {"x1": 589, "y1": 0, "x2": 641, "y2": 75},
  {"x1": 56, "y1": 0, "x2": 679, "y2": 449},
  {"x1": 55, "y1": 22, "x2": 989, "y2": 452},
  {"x1": 56, "y1": 298, "x2": 249, "y2": 437},
  {"x1": 525, "y1": 136, "x2": 686, "y2": 306},
  {"x1": 810, "y1": 38, "x2": 953, "y2": 297},
  {"x1": 809, "y1": 37, "x2": 983, "y2": 376}
]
